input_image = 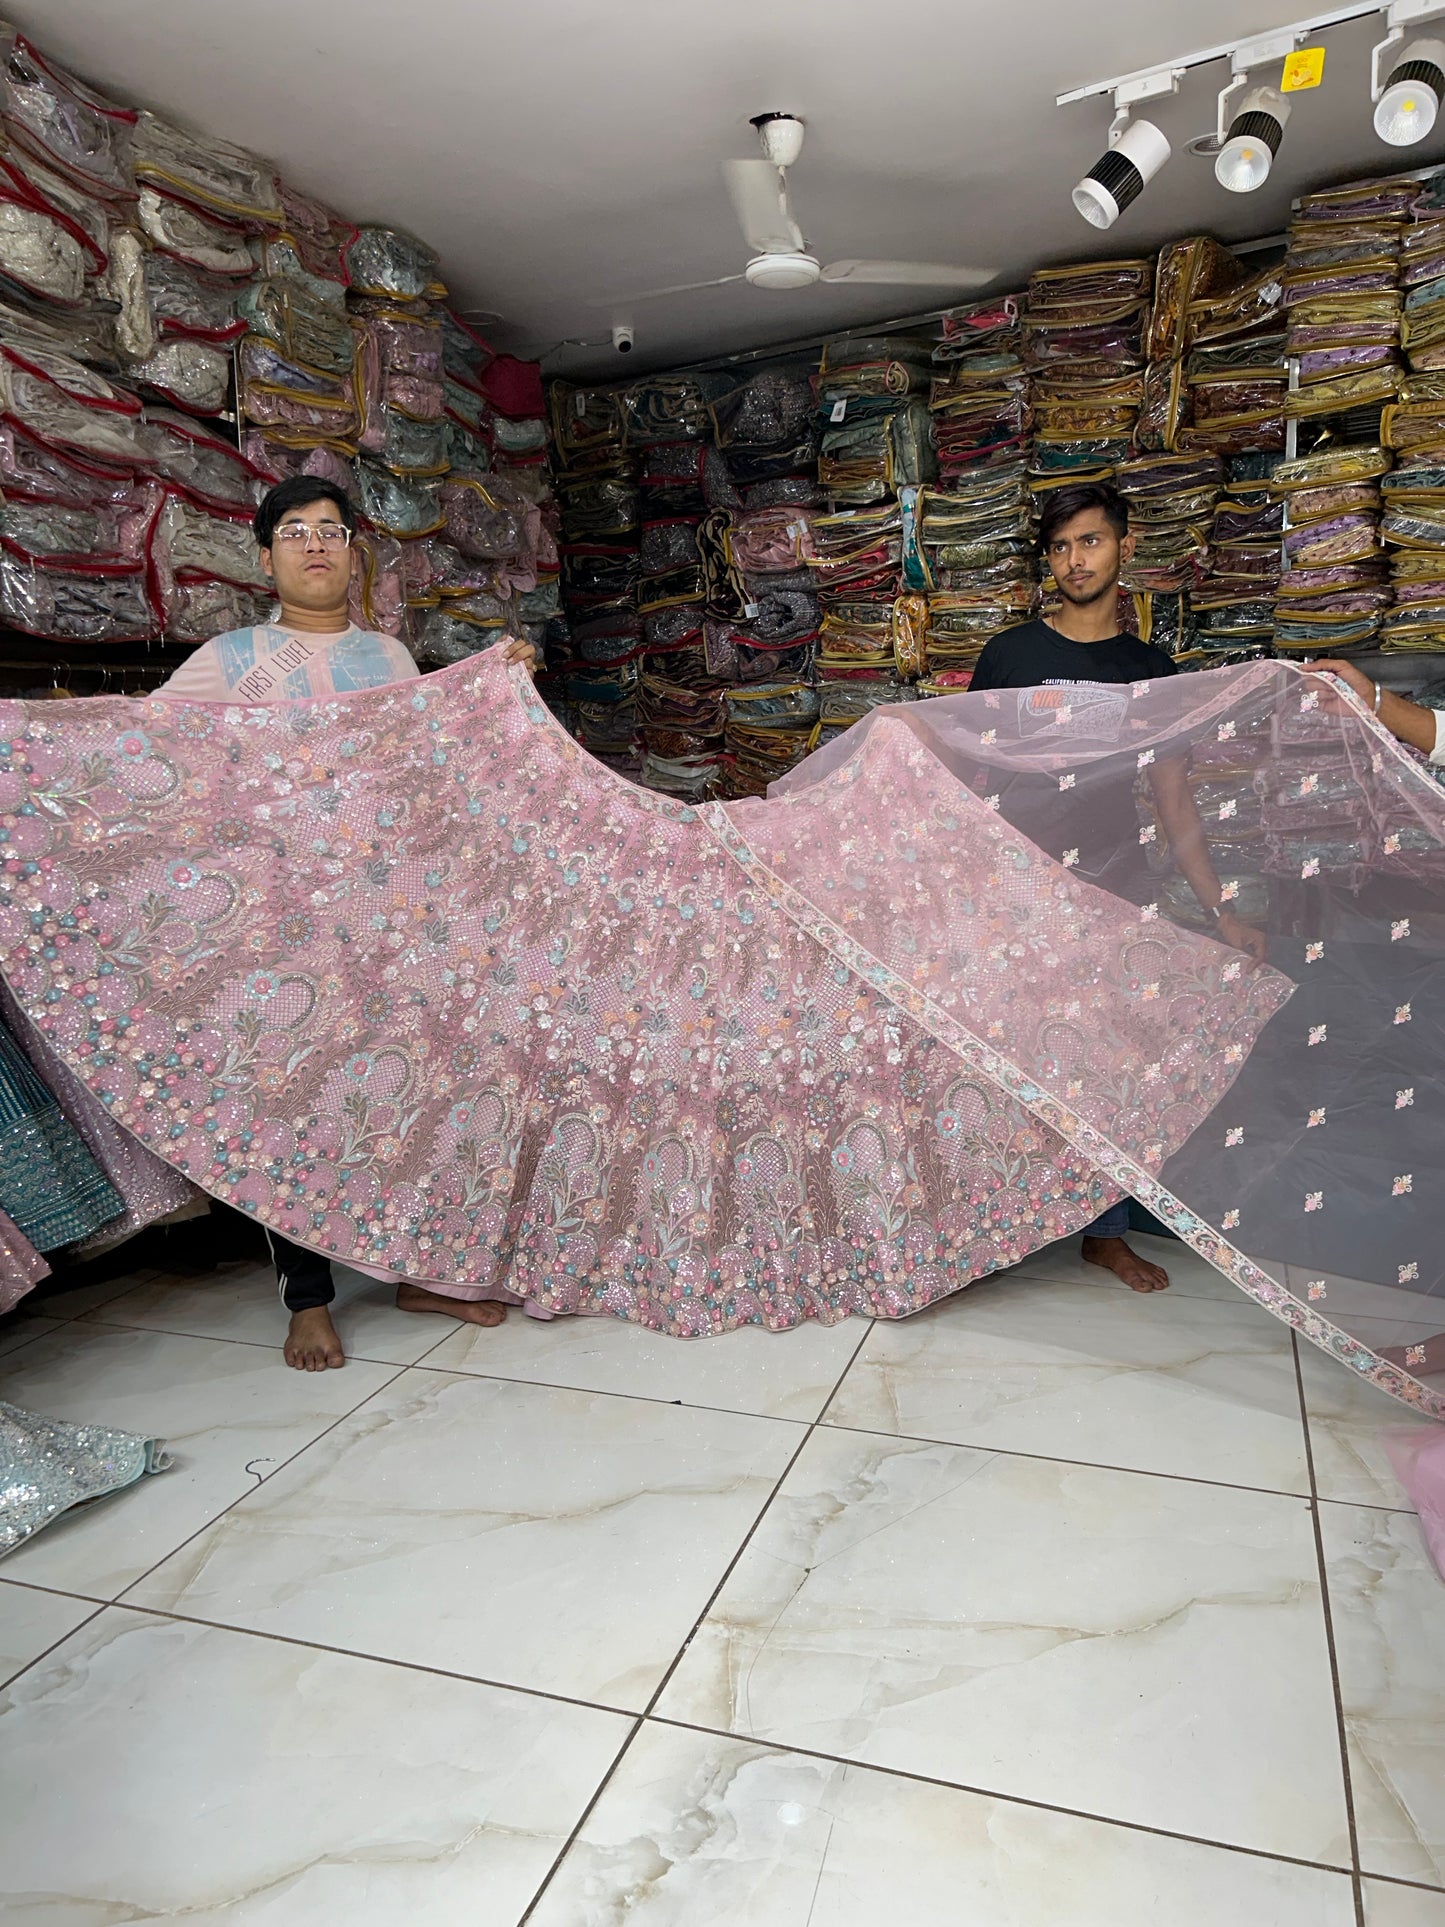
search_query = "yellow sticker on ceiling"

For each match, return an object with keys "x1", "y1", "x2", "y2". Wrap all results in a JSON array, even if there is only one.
[{"x1": 1281, "y1": 47, "x2": 1326, "y2": 92}]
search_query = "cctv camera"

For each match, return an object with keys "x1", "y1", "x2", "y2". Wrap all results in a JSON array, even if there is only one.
[{"x1": 612, "y1": 325, "x2": 635, "y2": 354}]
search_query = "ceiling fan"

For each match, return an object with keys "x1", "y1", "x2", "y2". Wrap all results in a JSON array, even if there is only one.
[{"x1": 601, "y1": 113, "x2": 996, "y2": 304}]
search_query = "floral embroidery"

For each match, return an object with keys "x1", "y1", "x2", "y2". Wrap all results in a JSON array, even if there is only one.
[
  {"x1": 1301, "y1": 857, "x2": 1320, "y2": 879},
  {"x1": 1308, "y1": 1108, "x2": 1326, "y2": 1128},
  {"x1": 1225, "y1": 1127, "x2": 1244, "y2": 1146},
  {"x1": 1305, "y1": 1191, "x2": 1324, "y2": 1212},
  {"x1": 1309, "y1": 1025, "x2": 1327, "y2": 1046},
  {"x1": 1058, "y1": 773, "x2": 1075, "y2": 792},
  {"x1": 1305, "y1": 942, "x2": 1324, "y2": 963},
  {"x1": 1397, "y1": 1088, "x2": 1415, "y2": 1109},
  {"x1": 1400, "y1": 1262, "x2": 1420, "y2": 1285},
  {"x1": 1222, "y1": 1209, "x2": 1240, "y2": 1229},
  {"x1": 1394, "y1": 1174, "x2": 1413, "y2": 1196},
  {"x1": 1308, "y1": 1280, "x2": 1327, "y2": 1300},
  {"x1": 1392, "y1": 919, "x2": 1410, "y2": 942},
  {"x1": 1396, "y1": 1004, "x2": 1412, "y2": 1025}
]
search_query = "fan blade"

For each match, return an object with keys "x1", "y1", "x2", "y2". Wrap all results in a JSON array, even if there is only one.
[
  {"x1": 724, "y1": 157, "x2": 805, "y2": 254},
  {"x1": 819, "y1": 260, "x2": 996, "y2": 287},
  {"x1": 590, "y1": 274, "x2": 744, "y2": 307}
]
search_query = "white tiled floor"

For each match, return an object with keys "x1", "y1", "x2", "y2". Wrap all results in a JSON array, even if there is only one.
[{"x1": 1, "y1": 1237, "x2": 1442, "y2": 1924}]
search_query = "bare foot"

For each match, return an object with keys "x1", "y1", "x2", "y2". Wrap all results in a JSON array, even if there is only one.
[
  {"x1": 1081, "y1": 1235, "x2": 1171, "y2": 1293},
  {"x1": 1381, "y1": 1333, "x2": 1445, "y2": 1376},
  {"x1": 396, "y1": 1282, "x2": 506, "y2": 1327},
  {"x1": 285, "y1": 1306, "x2": 346, "y2": 1371}
]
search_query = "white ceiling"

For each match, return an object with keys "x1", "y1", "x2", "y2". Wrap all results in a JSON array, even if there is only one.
[{"x1": 21, "y1": 1, "x2": 1445, "y2": 375}]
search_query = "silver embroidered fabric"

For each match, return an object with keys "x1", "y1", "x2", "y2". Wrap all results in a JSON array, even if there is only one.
[{"x1": 0, "y1": 1400, "x2": 169, "y2": 1558}]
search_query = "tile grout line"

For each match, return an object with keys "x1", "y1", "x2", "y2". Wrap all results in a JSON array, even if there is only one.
[
  {"x1": 515, "y1": 1317, "x2": 877, "y2": 1925},
  {"x1": 0, "y1": 1596, "x2": 108, "y2": 1692},
  {"x1": 1293, "y1": 1330, "x2": 1366, "y2": 1927},
  {"x1": 4, "y1": 1589, "x2": 1389, "y2": 1896}
]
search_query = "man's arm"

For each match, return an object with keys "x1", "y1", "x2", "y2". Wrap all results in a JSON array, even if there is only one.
[
  {"x1": 1311, "y1": 659, "x2": 1440, "y2": 756},
  {"x1": 1147, "y1": 756, "x2": 1268, "y2": 963}
]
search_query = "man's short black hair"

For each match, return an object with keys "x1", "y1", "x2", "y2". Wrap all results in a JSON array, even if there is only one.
[
  {"x1": 1036, "y1": 479, "x2": 1129, "y2": 555},
  {"x1": 253, "y1": 475, "x2": 357, "y2": 548}
]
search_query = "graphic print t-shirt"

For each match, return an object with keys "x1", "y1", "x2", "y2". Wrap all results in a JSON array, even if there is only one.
[
  {"x1": 153, "y1": 623, "x2": 419, "y2": 704},
  {"x1": 969, "y1": 618, "x2": 1178, "y2": 891}
]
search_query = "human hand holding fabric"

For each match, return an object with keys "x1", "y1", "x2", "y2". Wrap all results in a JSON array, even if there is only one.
[{"x1": 500, "y1": 636, "x2": 539, "y2": 675}]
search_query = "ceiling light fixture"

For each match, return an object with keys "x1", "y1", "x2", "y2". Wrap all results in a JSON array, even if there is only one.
[
  {"x1": 1070, "y1": 69, "x2": 1178, "y2": 228},
  {"x1": 1371, "y1": 2, "x2": 1445, "y2": 141},
  {"x1": 1215, "y1": 85, "x2": 1292, "y2": 190}
]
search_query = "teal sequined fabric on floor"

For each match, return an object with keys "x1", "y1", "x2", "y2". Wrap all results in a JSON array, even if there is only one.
[{"x1": 0, "y1": 1402, "x2": 169, "y2": 1559}]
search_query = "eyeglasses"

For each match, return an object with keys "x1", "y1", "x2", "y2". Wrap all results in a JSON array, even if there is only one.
[{"x1": 273, "y1": 522, "x2": 353, "y2": 547}]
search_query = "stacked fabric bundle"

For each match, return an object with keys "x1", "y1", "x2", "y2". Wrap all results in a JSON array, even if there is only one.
[
  {"x1": 1022, "y1": 260, "x2": 1151, "y2": 486},
  {"x1": 1270, "y1": 444, "x2": 1392, "y2": 656},
  {"x1": 1187, "y1": 457, "x2": 1285, "y2": 662},
  {"x1": 1376, "y1": 177, "x2": 1445, "y2": 657},
  {"x1": 549, "y1": 381, "x2": 642, "y2": 774},
  {"x1": 1283, "y1": 178, "x2": 1411, "y2": 443},
  {"x1": 915, "y1": 472, "x2": 1035, "y2": 681},
  {"x1": 1138, "y1": 237, "x2": 1243, "y2": 454},
  {"x1": 1180, "y1": 331, "x2": 1289, "y2": 460},
  {"x1": 816, "y1": 335, "x2": 935, "y2": 507},
  {"x1": 1114, "y1": 452, "x2": 1223, "y2": 658},
  {"x1": 928, "y1": 298, "x2": 1030, "y2": 481}
]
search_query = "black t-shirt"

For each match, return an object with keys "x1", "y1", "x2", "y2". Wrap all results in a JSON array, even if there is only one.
[
  {"x1": 969, "y1": 619, "x2": 1177, "y2": 892},
  {"x1": 969, "y1": 618, "x2": 1178, "y2": 692}
]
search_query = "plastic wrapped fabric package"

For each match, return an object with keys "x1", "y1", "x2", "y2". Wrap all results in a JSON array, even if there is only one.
[
  {"x1": 103, "y1": 231, "x2": 245, "y2": 359},
  {"x1": 744, "y1": 474, "x2": 824, "y2": 510},
  {"x1": 818, "y1": 335, "x2": 934, "y2": 399},
  {"x1": 241, "y1": 430, "x2": 353, "y2": 497},
  {"x1": 0, "y1": 479, "x2": 161, "y2": 564},
  {"x1": 439, "y1": 310, "x2": 493, "y2": 384},
  {"x1": 1147, "y1": 236, "x2": 1244, "y2": 362},
  {"x1": 354, "y1": 308, "x2": 444, "y2": 431},
  {"x1": 238, "y1": 335, "x2": 360, "y2": 445},
  {"x1": 413, "y1": 607, "x2": 510, "y2": 667},
  {"x1": 136, "y1": 186, "x2": 253, "y2": 277},
  {"x1": 360, "y1": 406, "x2": 448, "y2": 478},
  {"x1": 441, "y1": 471, "x2": 530, "y2": 561},
  {"x1": 125, "y1": 336, "x2": 231, "y2": 416},
  {"x1": 492, "y1": 414, "x2": 548, "y2": 460},
  {"x1": 346, "y1": 226, "x2": 442, "y2": 301},
  {"x1": 152, "y1": 492, "x2": 268, "y2": 591},
  {"x1": 238, "y1": 278, "x2": 356, "y2": 374},
  {"x1": 551, "y1": 381, "x2": 624, "y2": 462},
  {"x1": 0, "y1": 550, "x2": 159, "y2": 640},
  {"x1": 559, "y1": 476, "x2": 639, "y2": 543},
  {"x1": 146, "y1": 409, "x2": 268, "y2": 513},
  {"x1": 728, "y1": 505, "x2": 817, "y2": 573},
  {"x1": 354, "y1": 463, "x2": 443, "y2": 538},
  {"x1": 0, "y1": 24, "x2": 136, "y2": 201},
  {"x1": 160, "y1": 576, "x2": 274, "y2": 646},
  {"x1": 0, "y1": 187, "x2": 88, "y2": 305},
  {"x1": 0, "y1": 293, "x2": 119, "y2": 373},
  {"x1": 132, "y1": 112, "x2": 282, "y2": 227},
  {"x1": 0, "y1": 337, "x2": 148, "y2": 467},
  {"x1": 639, "y1": 516, "x2": 701, "y2": 576},
  {"x1": 637, "y1": 564, "x2": 705, "y2": 613},
  {"x1": 0, "y1": 419, "x2": 134, "y2": 507},
  {"x1": 711, "y1": 364, "x2": 815, "y2": 447},
  {"x1": 620, "y1": 372, "x2": 730, "y2": 444},
  {"x1": 274, "y1": 181, "x2": 357, "y2": 287},
  {"x1": 254, "y1": 234, "x2": 348, "y2": 316}
]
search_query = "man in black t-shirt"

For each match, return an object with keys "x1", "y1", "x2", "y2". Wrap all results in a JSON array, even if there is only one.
[{"x1": 971, "y1": 480, "x2": 1265, "y2": 1294}]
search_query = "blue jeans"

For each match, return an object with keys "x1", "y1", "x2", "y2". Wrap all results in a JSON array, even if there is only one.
[{"x1": 1084, "y1": 1200, "x2": 1131, "y2": 1239}]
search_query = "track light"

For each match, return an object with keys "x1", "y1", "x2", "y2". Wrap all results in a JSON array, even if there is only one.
[
  {"x1": 1374, "y1": 36, "x2": 1445, "y2": 143},
  {"x1": 1214, "y1": 86, "x2": 1291, "y2": 192},
  {"x1": 1072, "y1": 117, "x2": 1172, "y2": 229}
]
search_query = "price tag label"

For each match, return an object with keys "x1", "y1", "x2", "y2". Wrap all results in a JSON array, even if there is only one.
[
  {"x1": 830, "y1": 398, "x2": 848, "y2": 423},
  {"x1": 1281, "y1": 46, "x2": 1325, "y2": 91}
]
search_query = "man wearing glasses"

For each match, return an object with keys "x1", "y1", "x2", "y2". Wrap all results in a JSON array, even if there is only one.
[{"x1": 155, "y1": 477, "x2": 537, "y2": 1369}]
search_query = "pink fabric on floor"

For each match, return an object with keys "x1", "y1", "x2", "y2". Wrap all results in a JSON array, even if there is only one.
[{"x1": 1387, "y1": 1430, "x2": 1445, "y2": 1582}]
